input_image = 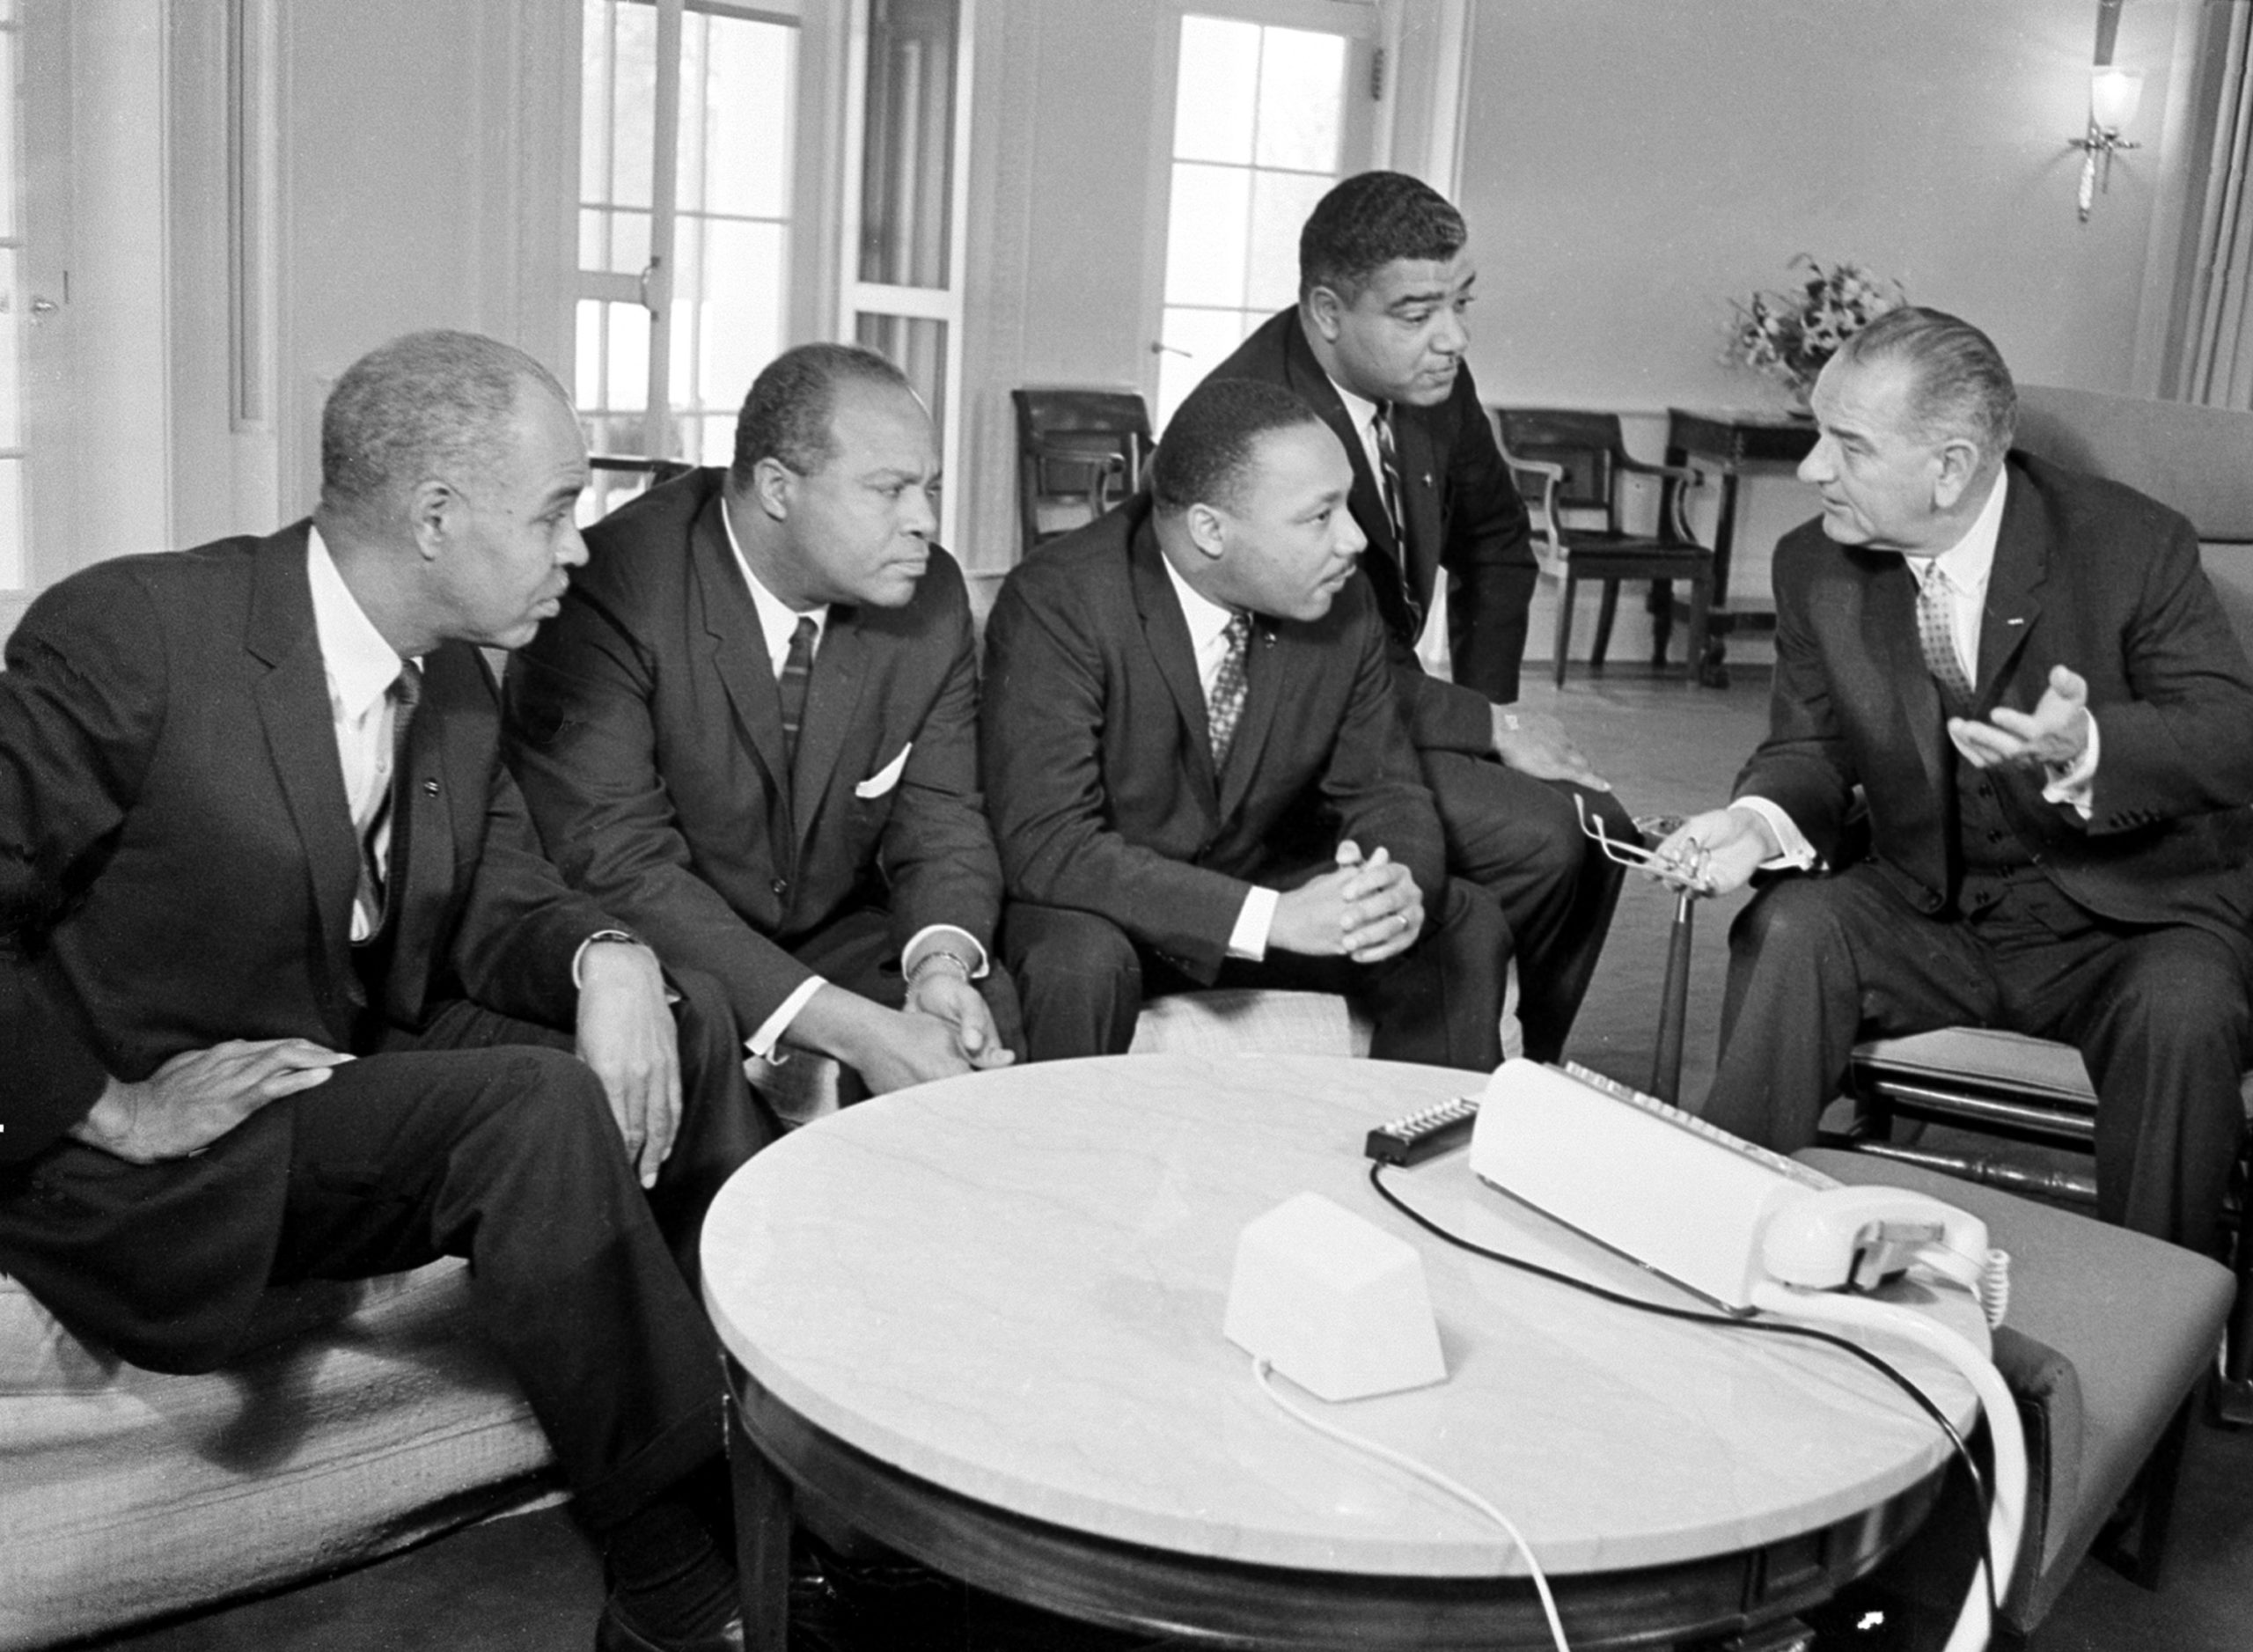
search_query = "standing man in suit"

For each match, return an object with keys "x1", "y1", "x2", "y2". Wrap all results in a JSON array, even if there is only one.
[
  {"x1": 0, "y1": 332, "x2": 758, "y2": 1652},
  {"x1": 984, "y1": 376, "x2": 1509, "y2": 1069},
  {"x1": 506, "y1": 343, "x2": 1016, "y2": 1101},
  {"x1": 1207, "y1": 170, "x2": 1626, "y2": 1061},
  {"x1": 1659, "y1": 307, "x2": 2253, "y2": 1252}
]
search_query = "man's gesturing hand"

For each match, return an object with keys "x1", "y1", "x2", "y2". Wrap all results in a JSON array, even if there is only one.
[
  {"x1": 70, "y1": 1039, "x2": 353, "y2": 1164},
  {"x1": 576, "y1": 939, "x2": 682, "y2": 1189}
]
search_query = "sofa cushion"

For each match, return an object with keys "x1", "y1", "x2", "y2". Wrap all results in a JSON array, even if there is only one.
[{"x1": 0, "y1": 1259, "x2": 555, "y2": 1649}]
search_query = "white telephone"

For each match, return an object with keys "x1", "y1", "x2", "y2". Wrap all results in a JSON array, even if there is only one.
[{"x1": 1465, "y1": 1061, "x2": 2022, "y2": 1652}]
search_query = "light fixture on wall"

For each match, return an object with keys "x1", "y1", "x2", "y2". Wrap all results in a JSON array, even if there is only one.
[{"x1": 2071, "y1": 64, "x2": 2143, "y2": 222}]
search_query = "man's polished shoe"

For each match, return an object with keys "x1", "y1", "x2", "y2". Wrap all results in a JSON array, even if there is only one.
[{"x1": 594, "y1": 1596, "x2": 745, "y2": 1652}]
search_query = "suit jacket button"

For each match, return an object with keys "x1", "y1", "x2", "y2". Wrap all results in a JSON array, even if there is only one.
[{"x1": 771, "y1": 877, "x2": 789, "y2": 897}]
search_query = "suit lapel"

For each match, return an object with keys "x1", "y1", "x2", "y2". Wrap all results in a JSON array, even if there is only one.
[
  {"x1": 245, "y1": 525, "x2": 360, "y2": 1038},
  {"x1": 791, "y1": 609, "x2": 868, "y2": 848},
  {"x1": 1280, "y1": 313, "x2": 1419, "y2": 633},
  {"x1": 1128, "y1": 523, "x2": 1220, "y2": 797},
  {"x1": 692, "y1": 496, "x2": 795, "y2": 844},
  {"x1": 1976, "y1": 472, "x2": 2046, "y2": 710}
]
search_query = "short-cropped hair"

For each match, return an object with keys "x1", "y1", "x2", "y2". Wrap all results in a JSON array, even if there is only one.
[
  {"x1": 730, "y1": 343, "x2": 914, "y2": 487},
  {"x1": 1151, "y1": 378, "x2": 1325, "y2": 517},
  {"x1": 1835, "y1": 306, "x2": 2018, "y2": 459},
  {"x1": 320, "y1": 331, "x2": 567, "y2": 525},
  {"x1": 1300, "y1": 171, "x2": 1466, "y2": 305}
]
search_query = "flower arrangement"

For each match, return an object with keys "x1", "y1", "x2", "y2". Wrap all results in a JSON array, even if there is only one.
[{"x1": 1729, "y1": 256, "x2": 1905, "y2": 402}]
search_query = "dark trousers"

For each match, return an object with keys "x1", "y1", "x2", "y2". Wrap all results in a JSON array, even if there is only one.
[
  {"x1": 1004, "y1": 880, "x2": 1509, "y2": 1073},
  {"x1": 1422, "y1": 748, "x2": 1628, "y2": 1061},
  {"x1": 1706, "y1": 863, "x2": 2253, "y2": 1251},
  {"x1": 270, "y1": 979, "x2": 760, "y2": 1534}
]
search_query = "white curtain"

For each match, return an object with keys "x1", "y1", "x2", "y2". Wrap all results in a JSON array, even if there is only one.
[{"x1": 2173, "y1": 2, "x2": 2253, "y2": 407}]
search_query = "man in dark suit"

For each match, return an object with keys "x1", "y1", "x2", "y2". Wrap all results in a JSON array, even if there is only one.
[
  {"x1": 1658, "y1": 307, "x2": 2253, "y2": 1251},
  {"x1": 506, "y1": 343, "x2": 1016, "y2": 1100},
  {"x1": 0, "y1": 332, "x2": 755, "y2": 1652},
  {"x1": 984, "y1": 376, "x2": 1508, "y2": 1069},
  {"x1": 1207, "y1": 170, "x2": 1626, "y2": 1061}
]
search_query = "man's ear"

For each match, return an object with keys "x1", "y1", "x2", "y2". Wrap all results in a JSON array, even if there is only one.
[
  {"x1": 1184, "y1": 502, "x2": 1229, "y2": 562},
  {"x1": 750, "y1": 456, "x2": 796, "y2": 521},
  {"x1": 406, "y1": 478, "x2": 459, "y2": 562},
  {"x1": 1303, "y1": 285, "x2": 1346, "y2": 344},
  {"x1": 1932, "y1": 439, "x2": 1984, "y2": 511}
]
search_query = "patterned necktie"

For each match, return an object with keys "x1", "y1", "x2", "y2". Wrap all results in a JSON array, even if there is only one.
[
  {"x1": 1207, "y1": 612, "x2": 1251, "y2": 770},
  {"x1": 777, "y1": 615, "x2": 818, "y2": 764},
  {"x1": 1370, "y1": 405, "x2": 1422, "y2": 631},
  {"x1": 356, "y1": 661, "x2": 422, "y2": 939},
  {"x1": 1915, "y1": 567, "x2": 1976, "y2": 709}
]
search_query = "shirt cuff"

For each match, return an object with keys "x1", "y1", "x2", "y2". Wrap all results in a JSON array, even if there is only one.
[
  {"x1": 746, "y1": 975, "x2": 828, "y2": 1060},
  {"x1": 901, "y1": 924, "x2": 989, "y2": 980},
  {"x1": 1730, "y1": 797, "x2": 1821, "y2": 871},
  {"x1": 1229, "y1": 886, "x2": 1279, "y2": 960},
  {"x1": 2040, "y1": 712, "x2": 2099, "y2": 820}
]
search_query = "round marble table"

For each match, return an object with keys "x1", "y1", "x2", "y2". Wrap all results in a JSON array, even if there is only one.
[{"x1": 701, "y1": 1053, "x2": 1978, "y2": 1648}]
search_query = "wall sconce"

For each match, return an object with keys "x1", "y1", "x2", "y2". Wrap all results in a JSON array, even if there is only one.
[{"x1": 2072, "y1": 65, "x2": 2143, "y2": 222}]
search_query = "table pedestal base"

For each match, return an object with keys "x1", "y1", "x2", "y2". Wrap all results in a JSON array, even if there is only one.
[{"x1": 726, "y1": 1362, "x2": 1941, "y2": 1652}]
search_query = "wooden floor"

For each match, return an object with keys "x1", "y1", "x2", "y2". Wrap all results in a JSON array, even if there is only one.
[{"x1": 76, "y1": 664, "x2": 2253, "y2": 1652}]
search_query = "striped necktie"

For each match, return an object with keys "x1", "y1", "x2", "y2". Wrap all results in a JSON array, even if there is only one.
[
  {"x1": 356, "y1": 661, "x2": 422, "y2": 940},
  {"x1": 1207, "y1": 611, "x2": 1251, "y2": 769},
  {"x1": 1371, "y1": 405, "x2": 1422, "y2": 632},
  {"x1": 777, "y1": 615, "x2": 818, "y2": 763}
]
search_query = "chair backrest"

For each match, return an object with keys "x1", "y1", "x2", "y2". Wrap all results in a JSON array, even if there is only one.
[
  {"x1": 1494, "y1": 407, "x2": 1630, "y2": 521},
  {"x1": 2014, "y1": 384, "x2": 2253, "y2": 652},
  {"x1": 1012, "y1": 387, "x2": 1153, "y2": 553}
]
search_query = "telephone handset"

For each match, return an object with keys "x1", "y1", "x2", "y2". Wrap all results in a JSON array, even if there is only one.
[{"x1": 1759, "y1": 1184, "x2": 2008, "y2": 1319}]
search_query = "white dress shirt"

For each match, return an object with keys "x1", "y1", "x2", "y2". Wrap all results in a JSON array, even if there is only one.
[
  {"x1": 1160, "y1": 553, "x2": 1278, "y2": 959},
  {"x1": 306, "y1": 526, "x2": 412, "y2": 943},
  {"x1": 1326, "y1": 373, "x2": 1453, "y2": 682},
  {"x1": 718, "y1": 503, "x2": 987, "y2": 1057},
  {"x1": 1738, "y1": 469, "x2": 2101, "y2": 870}
]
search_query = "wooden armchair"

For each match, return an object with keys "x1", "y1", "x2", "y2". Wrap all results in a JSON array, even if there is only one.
[
  {"x1": 1011, "y1": 388, "x2": 1151, "y2": 553},
  {"x1": 1492, "y1": 407, "x2": 1714, "y2": 687}
]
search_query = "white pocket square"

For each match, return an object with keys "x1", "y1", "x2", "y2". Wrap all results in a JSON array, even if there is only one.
[{"x1": 855, "y1": 743, "x2": 913, "y2": 799}]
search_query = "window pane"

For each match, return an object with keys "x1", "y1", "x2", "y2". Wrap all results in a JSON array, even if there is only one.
[
  {"x1": 853, "y1": 313, "x2": 946, "y2": 466},
  {"x1": 0, "y1": 458, "x2": 20, "y2": 591},
  {"x1": 580, "y1": 0, "x2": 613, "y2": 204},
  {"x1": 684, "y1": 218, "x2": 786, "y2": 418},
  {"x1": 694, "y1": 15, "x2": 794, "y2": 220},
  {"x1": 1171, "y1": 15, "x2": 1257, "y2": 165},
  {"x1": 606, "y1": 301, "x2": 649, "y2": 414},
  {"x1": 0, "y1": 28, "x2": 16, "y2": 239},
  {"x1": 575, "y1": 297, "x2": 605, "y2": 410},
  {"x1": 598, "y1": 208, "x2": 650, "y2": 276},
  {"x1": 0, "y1": 247, "x2": 18, "y2": 449},
  {"x1": 608, "y1": 3, "x2": 657, "y2": 209},
  {"x1": 1163, "y1": 163, "x2": 1250, "y2": 308},
  {"x1": 857, "y1": 0, "x2": 958, "y2": 288},
  {"x1": 1252, "y1": 26, "x2": 1343, "y2": 173},
  {"x1": 1247, "y1": 169, "x2": 1331, "y2": 312},
  {"x1": 1156, "y1": 306, "x2": 1255, "y2": 432}
]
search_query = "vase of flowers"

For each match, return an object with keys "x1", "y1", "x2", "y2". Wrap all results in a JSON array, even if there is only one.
[{"x1": 1729, "y1": 256, "x2": 1905, "y2": 410}]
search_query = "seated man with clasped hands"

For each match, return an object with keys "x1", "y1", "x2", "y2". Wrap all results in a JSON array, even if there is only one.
[
  {"x1": 982, "y1": 375, "x2": 1510, "y2": 1068},
  {"x1": 506, "y1": 343, "x2": 1021, "y2": 1106}
]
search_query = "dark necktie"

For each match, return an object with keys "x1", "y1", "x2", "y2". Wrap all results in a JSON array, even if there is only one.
[
  {"x1": 356, "y1": 661, "x2": 422, "y2": 939},
  {"x1": 1207, "y1": 612, "x2": 1251, "y2": 770},
  {"x1": 777, "y1": 615, "x2": 818, "y2": 764},
  {"x1": 1371, "y1": 405, "x2": 1422, "y2": 632},
  {"x1": 1916, "y1": 569, "x2": 1976, "y2": 710}
]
